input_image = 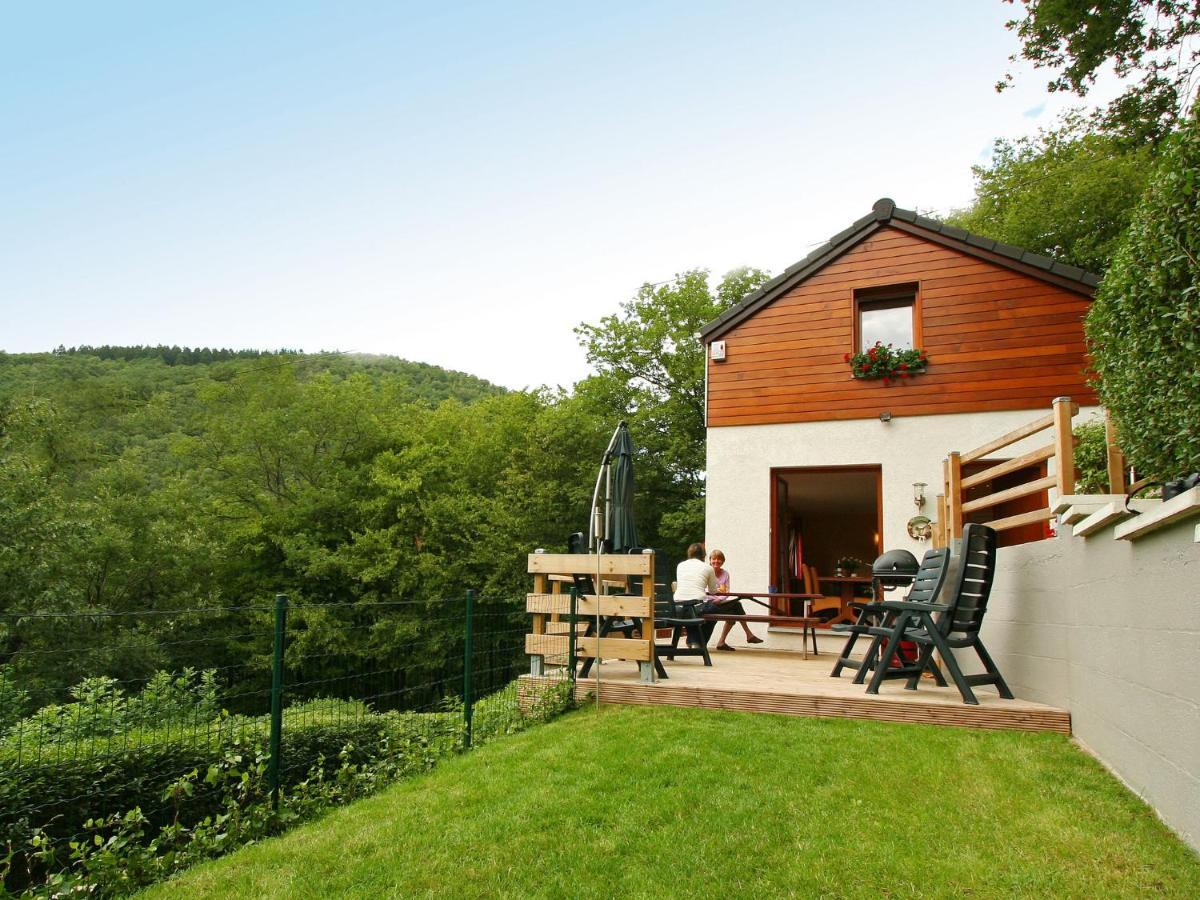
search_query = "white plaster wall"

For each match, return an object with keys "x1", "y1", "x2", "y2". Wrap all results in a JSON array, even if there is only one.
[
  {"x1": 984, "y1": 519, "x2": 1200, "y2": 852},
  {"x1": 704, "y1": 405, "x2": 1101, "y2": 592}
]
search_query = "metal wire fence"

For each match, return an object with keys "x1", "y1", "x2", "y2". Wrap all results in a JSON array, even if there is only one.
[{"x1": 0, "y1": 592, "x2": 567, "y2": 894}]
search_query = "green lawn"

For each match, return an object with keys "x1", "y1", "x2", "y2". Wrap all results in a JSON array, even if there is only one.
[{"x1": 143, "y1": 705, "x2": 1199, "y2": 899}]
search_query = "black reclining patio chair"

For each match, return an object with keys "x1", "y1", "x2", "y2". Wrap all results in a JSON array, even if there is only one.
[
  {"x1": 863, "y1": 524, "x2": 1013, "y2": 705},
  {"x1": 830, "y1": 547, "x2": 949, "y2": 679}
]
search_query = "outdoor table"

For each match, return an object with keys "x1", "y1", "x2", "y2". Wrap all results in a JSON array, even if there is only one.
[
  {"x1": 715, "y1": 591, "x2": 820, "y2": 616},
  {"x1": 817, "y1": 576, "x2": 875, "y2": 626}
]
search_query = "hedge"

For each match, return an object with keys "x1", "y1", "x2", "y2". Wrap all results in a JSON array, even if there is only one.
[{"x1": 1087, "y1": 104, "x2": 1200, "y2": 478}]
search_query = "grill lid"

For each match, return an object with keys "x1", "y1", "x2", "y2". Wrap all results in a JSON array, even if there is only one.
[{"x1": 871, "y1": 549, "x2": 920, "y2": 585}]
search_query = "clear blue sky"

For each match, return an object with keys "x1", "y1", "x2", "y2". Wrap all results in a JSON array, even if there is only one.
[{"x1": 0, "y1": 2, "x2": 1107, "y2": 388}]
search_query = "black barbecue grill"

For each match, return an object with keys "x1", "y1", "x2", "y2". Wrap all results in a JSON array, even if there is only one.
[{"x1": 871, "y1": 548, "x2": 920, "y2": 593}]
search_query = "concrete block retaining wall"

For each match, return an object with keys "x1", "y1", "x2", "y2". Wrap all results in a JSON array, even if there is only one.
[{"x1": 982, "y1": 517, "x2": 1199, "y2": 852}]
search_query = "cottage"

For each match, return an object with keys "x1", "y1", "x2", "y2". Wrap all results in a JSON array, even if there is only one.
[{"x1": 700, "y1": 198, "x2": 1101, "y2": 641}]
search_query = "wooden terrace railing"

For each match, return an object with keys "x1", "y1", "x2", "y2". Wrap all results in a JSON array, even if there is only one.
[
  {"x1": 525, "y1": 551, "x2": 657, "y2": 683},
  {"x1": 934, "y1": 396, "x2": 1078, "y2": 547}
]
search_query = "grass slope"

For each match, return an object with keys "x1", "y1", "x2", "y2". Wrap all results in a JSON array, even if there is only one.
[{"x1": 144, "y1": 705, "x2": 1199, "y2": 899}]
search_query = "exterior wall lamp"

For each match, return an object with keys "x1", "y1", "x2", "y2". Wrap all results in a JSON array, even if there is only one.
[
  {"x1": 878, "y1": 411, "x2": 893, "y2": 423},
  {"x1": 908, "y1": 483, "x2": 932, "y2": 541}
]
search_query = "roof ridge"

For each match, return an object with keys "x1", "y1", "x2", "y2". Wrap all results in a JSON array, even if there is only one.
[
  {"x1": 875, "y1": 198, "x2": 1098, "y2": 287},
  {"x1": 699, "y1": 198, "x2": 1100, "y2": 341}
]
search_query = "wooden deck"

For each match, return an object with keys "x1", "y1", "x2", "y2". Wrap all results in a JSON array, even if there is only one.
[{"x1": 519, "y1": 648, "x2": 1070, "y2": 734}]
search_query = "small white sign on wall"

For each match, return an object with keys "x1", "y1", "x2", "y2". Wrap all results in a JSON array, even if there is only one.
[{"x1": 711, "y1": 340, "x2": 726, "y2": 361}]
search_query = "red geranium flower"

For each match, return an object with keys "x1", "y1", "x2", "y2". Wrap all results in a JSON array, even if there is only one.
[
  {"x1": 843, "y1": 352, "x2": 851, "y2": 362},
  {"x1": 859, "y1": 364, "x2": 869, "y2": 372},
  {"x1": 883, "y1": 377, "x2": 891, "y2": 385},
  {"x1": 899, "y1": 362, "x2": 908, "y2": 370}
]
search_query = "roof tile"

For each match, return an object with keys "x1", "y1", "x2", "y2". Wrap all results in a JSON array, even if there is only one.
[
  {"x1": 1051, "y1": 261, "x2": 1087, "y2": 281},
  {"x1": 991, "y1": 241, "x2": 1025, "y2": 260}
]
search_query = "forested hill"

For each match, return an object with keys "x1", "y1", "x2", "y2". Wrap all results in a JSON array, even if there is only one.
[
  {"x1": 0, "y1": 270, "x2": 762, "y2": 714},
  {"x1": 28, "y1": 345, "x2": 505, "y2": 405},
  {"x1": 0, "y1": 342, "x2": 606, "y2": 699}
]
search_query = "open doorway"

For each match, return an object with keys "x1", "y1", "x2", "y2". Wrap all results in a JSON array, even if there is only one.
[{"x1": 770, "y1": 466, "x2": 882, "y2": 622}]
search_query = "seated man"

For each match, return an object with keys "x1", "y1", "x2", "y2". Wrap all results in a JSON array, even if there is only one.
[{"x1": 674, "y1": 542, "x2": 720, "y2": 648}]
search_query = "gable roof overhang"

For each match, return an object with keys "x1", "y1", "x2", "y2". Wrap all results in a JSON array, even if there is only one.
[{"x1": 700, "y1": 198, "x2": 1101, "y2": 343}]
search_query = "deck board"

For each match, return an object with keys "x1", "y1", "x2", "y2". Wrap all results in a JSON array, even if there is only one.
[{"x1": 519, "y1": 648, "x2": 1070, "y2": 734}]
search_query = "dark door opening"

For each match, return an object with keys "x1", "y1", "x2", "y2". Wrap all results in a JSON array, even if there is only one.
[{"x1": 770, "y1": 466, "x2": 882, "y2": 624}]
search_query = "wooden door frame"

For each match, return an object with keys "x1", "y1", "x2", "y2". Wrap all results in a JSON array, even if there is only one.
[{"x1": 769, "y1": 464, "x2": 884, "y2": 596}]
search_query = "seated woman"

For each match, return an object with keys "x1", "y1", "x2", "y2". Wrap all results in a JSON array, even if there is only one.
[{"x1": 706, "y1": 549, "x2": 763, "y2": 651}]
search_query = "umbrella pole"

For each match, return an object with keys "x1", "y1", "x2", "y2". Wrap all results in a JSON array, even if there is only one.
[
  {"x1": 587, "y1": 421, "x2": 627, "y2": 707},
  {"x1": 594, "y1": 539, "x2": 602, "y2": 710},
  {"x1": 588, "y1": 422, "x2": 623, "y2": 553},
  {"x1": 591, "y1": 461, "x2": 606, "y2": 706},
  {"x1": 604, "y1": 460, "x2": 614, "y2": 550},
  {"x1": 590, "y1": 462, "x2": 606, "y2": 706}
]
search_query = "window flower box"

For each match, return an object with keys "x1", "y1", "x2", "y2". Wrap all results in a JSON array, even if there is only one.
[{"x1": 846, "y1": 342, "x2": 928, "y2": 385}]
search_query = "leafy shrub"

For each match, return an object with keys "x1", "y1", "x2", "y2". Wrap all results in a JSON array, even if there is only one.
[
  {"x1": 470, "y1": 687, "x2": 527, "y2": 741},
  {"x1": 0, "y1": 713, "x2": 396, "y2": 894},
  {"x1": 21, "y1": 740, "x2": 281, "y2": 897},
  {"x1": 18, "y1": 676, "x2": 129, "y2": 743},
  {"x1": 283, "y1": 697, "x2": 370, "y2": 722},
  {"x1": 6, "y1": 669, "x2": 220, "y2": 747},
  {"x1": 0, "y1": 666, "x2": 29, "y2": 732},
  {"x1": 1087, "y1": 105, "x2": 1200, "y2": 478},
  {"x1": 0, "y1": 679, "x2": 559, "y2": 895},
  {"x1": 17, "y1": 724, "x2": 478, "y2": 899},
  {"x1": 525, "y1": 677, "x2": 577, "y2": 723},
  {"x1": 135, "y1": 668, "x2": 219, "y2": 725},
  {"x1": 1074, "y1": 421, "x2": 1111, "y2": 494}
]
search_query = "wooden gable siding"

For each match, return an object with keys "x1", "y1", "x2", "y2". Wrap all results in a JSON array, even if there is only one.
[{"x1": 707, "y1": 226, "x2": 1097, "y2": 426}]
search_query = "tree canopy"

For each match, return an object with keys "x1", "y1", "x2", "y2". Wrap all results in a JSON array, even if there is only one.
[
  {"x1": 1000, "y1": 0, "x2": 1200, "y2": 144},
  {"x1": 0, "y1": 350, "x2": 594, "y2": 700},
  {"x1": 947, "y1": 113, "x2": 1152, "y2": 272},
  {"x1": 574, "y1": 267, "x2": 769, "y2": 551}
]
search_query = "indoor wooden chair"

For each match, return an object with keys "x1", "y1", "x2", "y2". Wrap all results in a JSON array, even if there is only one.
[{"x1": 801, "y1": 564, "x2": 842, "y2": 620}]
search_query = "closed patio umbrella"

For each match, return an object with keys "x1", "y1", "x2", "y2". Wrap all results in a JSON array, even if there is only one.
[
  {"x1": 587, "y1": 421, "x2": 651, "y2": 690},
  {"x1": 589, "y1": 421, "x2": 639, "y2": 553},
  {"x1": 608, "y1": 422, "x2": 639, "y2": 553}
]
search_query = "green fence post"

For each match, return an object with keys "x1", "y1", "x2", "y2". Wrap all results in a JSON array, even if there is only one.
[
  {"x1": 463, "y1": 589, "x2": 475, "y2": 750},
  {"x1": 268, "y1": 592, "x2": 288, "y2": 810},
  {"x1": 568, "y1": 587, "x2": 578, "y2": 688}
]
